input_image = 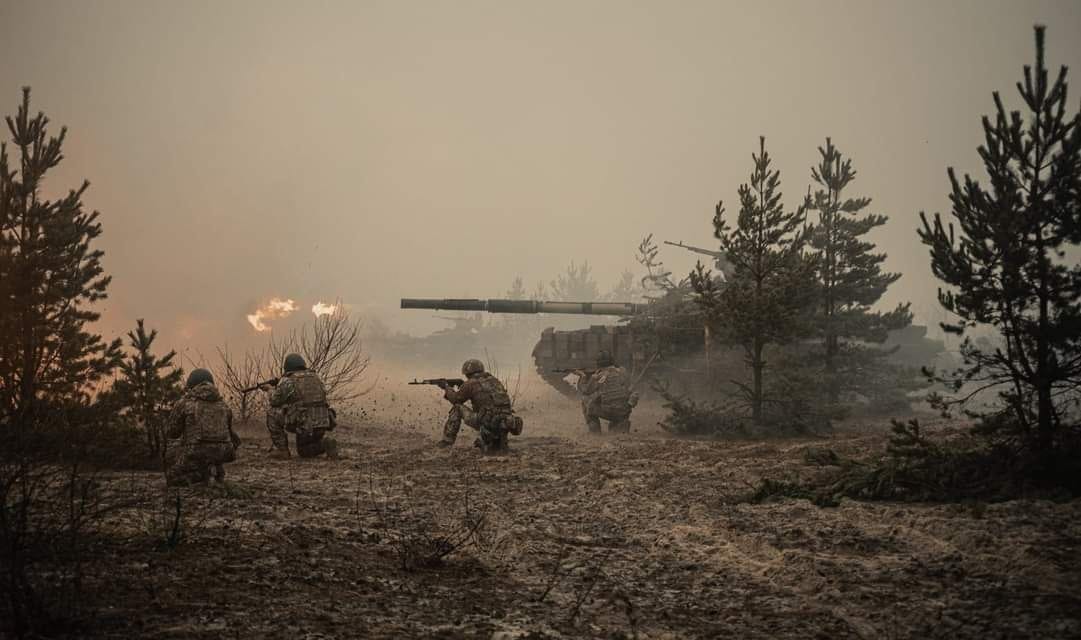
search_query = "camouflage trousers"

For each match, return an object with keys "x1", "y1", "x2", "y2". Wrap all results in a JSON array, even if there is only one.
[
  {"x1": 266, "y1": 408, "x2": 290, "y2": 451},
  {"x1": 582, "y1": 397, "x2": 631, "y2": 434},
  {"x1": 295, "y1": 428, "x2": 333, "y2": 458},
  {"x1": 268, "y1": 409, "x2": 335, "y2": 457},
  {"x1": 165, "y1": 441, "x2": 236, "y2": 486},
  {"x1": 443, "y1": 404, "x2": 510, "y2": 452}
]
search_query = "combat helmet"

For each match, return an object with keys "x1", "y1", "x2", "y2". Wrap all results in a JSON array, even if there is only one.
[
  {"x1": 283, "y1": 353, "x2": 307, "y2": 373},
  {"x1": 461, "y1": 358, "x2": 485, "y2": 376},
  {"x1": 596, "y1": 351, "x2": 614, "y2": 368},
  {"x1": 186, "y1": 368, "x2": 214, "y2": 389}
]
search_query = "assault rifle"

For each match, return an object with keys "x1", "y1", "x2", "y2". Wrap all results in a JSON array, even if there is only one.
[
  {"x1": 409, "y1": 378, "x2": 464, "y2": 389},
  {"x1": 241, "y1": 377, "x2": 279, "y2": 394},
  {"x1": 550, "y1": 368, "x2": 597, "y2": 376}
]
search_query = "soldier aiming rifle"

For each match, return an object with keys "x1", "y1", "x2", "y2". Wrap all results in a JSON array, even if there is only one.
[
  {"x1": 414, "y1": 359, "x2": 523, "y2": 453},
  {"x1": 261, "y1": 354, "x2": 338, "y2": 460},
  {"x1": 562, "y1": 351, "x2": 642, "y2": 434}
]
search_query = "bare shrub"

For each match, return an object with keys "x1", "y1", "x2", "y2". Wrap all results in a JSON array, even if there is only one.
[
  {"x1": 0, "y1": 410, "x2": 144, "y2": 635},
  {"x1": 264, "y1": 303, "x2": 372, "y2": 405},
  {"x1": 137, "y1": 487, "x2": 222, "y2": 550},
  {"x1": 366, "y1": 473, "x2": 487, "y2": 571},
  {"x1": 213, "y1": 344, "x2": 267, "y2": 422},
  {"x1": 212, "y1": 305, "x2": 373, "y2": 420}
]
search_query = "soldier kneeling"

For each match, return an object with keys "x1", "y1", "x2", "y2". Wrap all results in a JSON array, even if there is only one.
[
  {"x1": 439, "y1": 359, "x2": 523, "y2": 453},
  {"x1": 165, "y1": 369, "x2": 241, "y2": 486},
  {"x1": 267, "y1": 353, "x2": 339, "y2": 459},
  {"x1": 576, "y1": 351, "x2": 638, "y2": 434}
]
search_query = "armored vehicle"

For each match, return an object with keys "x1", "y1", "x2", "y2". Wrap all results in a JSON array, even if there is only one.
[
  {"x1": 401, "y1": 297, "x2": 716, "y2": 396},
  {"x1": 400, "y1": 296, "x2": 947, "y2": 403}
]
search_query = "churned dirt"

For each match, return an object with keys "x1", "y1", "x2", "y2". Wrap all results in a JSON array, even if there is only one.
[{"x1": 80, "y1": 373, "x2": 1081, "y2": 639}]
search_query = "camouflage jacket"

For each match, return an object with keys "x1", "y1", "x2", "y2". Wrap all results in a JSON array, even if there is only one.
[
  {"x1": 167, "y1": 382, "x2": 238, "y2": 447},
  {"x1": 444, "y1": 372, "x2": 514, "y2": 416},
  {"x1": 270, "y1": 369, "x2": 332, "y2": 433},
  {"x1": 578, "y1": 365, "x2": 632, "y2": 410}
]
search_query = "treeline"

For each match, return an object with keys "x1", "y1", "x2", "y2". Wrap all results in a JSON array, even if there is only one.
[
  {"x1": 0, "y1": 88, "x2": 369, "y2": 634},
  {"x1": 504, "y1": 262, "x2": 642, "y2": 305},
  {"x1": 747, "y1": 26, "x2": 1081, "y2": 500}
]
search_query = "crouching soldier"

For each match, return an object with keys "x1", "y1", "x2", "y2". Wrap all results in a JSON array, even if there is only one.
[
  {"x1": 267, "y1": 353, "x2": 338, "y2": 459},
  {"x1": 575, "y1": 351, "x2": 637, "y2": 434},
  {"x1": 165, "y1": 369, "x2": 241, "y2": 486},
  {"x1": 439, "y1": 358, "x2": 523, "y2": 453}
]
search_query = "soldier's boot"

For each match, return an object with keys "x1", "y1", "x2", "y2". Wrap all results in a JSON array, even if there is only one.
[
  {"x1": 610, "y1": 417, "x2": 631, "y2": 434},
  {"x1": 585, "y1": 415, "x2": 602, "y2": 434},
  {"x1": 323, "y1": 435, "x2": 339, "y2": 460},
  {"x1": 210, "y1": 464, "x2": 226, "y2": 483},
  {"x1": 166, "y1": 467, "x2": 209, "y2": 488},
  {"x1": 268, "y1": 448, "x2": 291, "y2": 460},
  {"x1": 506, "y1": 415, "x2": 523, "y2": 436},
  {"x1": 479, "y1": 436, "x2": 507, "y2": 455}
]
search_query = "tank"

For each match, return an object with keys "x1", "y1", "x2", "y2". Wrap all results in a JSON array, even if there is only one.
[
  {"x1": 401, "y1": 297, "x2": 713, "y2": 397},
  {"x1": 400, "y1": 297, "x2": 948, "y2": 400}
]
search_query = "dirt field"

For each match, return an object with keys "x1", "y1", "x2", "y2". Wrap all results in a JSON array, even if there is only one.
[{"x1": 76, "y1": 375, "x2": 1081, "y2": 639}]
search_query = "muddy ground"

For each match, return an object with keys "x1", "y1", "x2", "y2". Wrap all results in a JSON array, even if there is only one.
[{"x1": 68, "y1": 375, "x2": 1081, "y2": 639}]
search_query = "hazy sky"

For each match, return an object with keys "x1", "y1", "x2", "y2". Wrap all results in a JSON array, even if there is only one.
[{"x1": 2, "y1": 0, "x2": 1080, "y2": 354}]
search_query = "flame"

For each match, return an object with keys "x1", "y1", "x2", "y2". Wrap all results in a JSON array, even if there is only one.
[
  {"x1": 312, "y1": 301, "x2": 339, "y2": 318},
  {"x1": 247, "y1": 297, "x2": 298, "y2": 332}
]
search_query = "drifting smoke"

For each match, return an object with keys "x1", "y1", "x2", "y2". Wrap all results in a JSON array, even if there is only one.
[
  {"x1": 247, "y1": 297, "x2": 298, "y2": 332},
  {"x1": 312, "y1": 301, "x2": 339, "y2": 317}
]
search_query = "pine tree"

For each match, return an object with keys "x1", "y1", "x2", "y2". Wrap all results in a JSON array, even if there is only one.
[
  {"x1": 505, "y1": 276, "x2": 527, "y2": 300},
  {"x1": 636, "y1": 233, "x2": 679, "y2": 295},
  {"x1": 113, "y1": 319, "x2": 183, "y2": 462},
  {"x1": 0, "y1": 88, "x2": 121, "y2": 431},
  {"x1": 918, "y1": 26, "x2": 1081, "y2": 455},
  {"x1": 549, "y1": 260, "x2": 601, "y2": 301},
  {"x1": 804, "y1": 139, "x2": 912, "y2": 405},
  {"x1": 606, "y1": 270, "x2": 640, "y2": 302},
  {"x1": 692, "y1": 137, "x2": 817, "y2": 424}
]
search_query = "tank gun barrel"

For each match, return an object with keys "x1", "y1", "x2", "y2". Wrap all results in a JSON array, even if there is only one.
[{"x1": 401, "y1": 298, "x2": 645, "y2": 316}]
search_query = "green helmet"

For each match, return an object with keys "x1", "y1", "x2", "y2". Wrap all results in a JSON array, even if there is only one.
[
  {"x1": 461, "y1": 358, "x2": 485, "y2": 376},
  {"x1": 596, "y1": 351, "x2": 614, "y2": 368},
  {"x1": 283, "y1": 353, "x2": 307, "y2": 373},
  {"x1": 186, "y1": 368, "x2": 214, "y2": 389}
]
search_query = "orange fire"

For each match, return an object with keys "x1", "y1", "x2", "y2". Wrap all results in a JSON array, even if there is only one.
[
  {"x1": 311, "y1": 301, "x2": 339, "y2": 317},
  {"x1": 247, "y1": 297, "x2": 298, "y2": 332}
]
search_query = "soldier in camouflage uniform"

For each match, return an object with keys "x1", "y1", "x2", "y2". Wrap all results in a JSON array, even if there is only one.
[
  {"x1": 438, "y1": 358, "x2": 523, "y2": 452},
  {"x1": 267, "y1": 353, "x2": 339, "y2": 460},
  {"x1": 165, "y1": 369, "x2": 241, "y2": 486},
  {"x1": 574, "y1": 351, "x2": 637, "y2": 434}
]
